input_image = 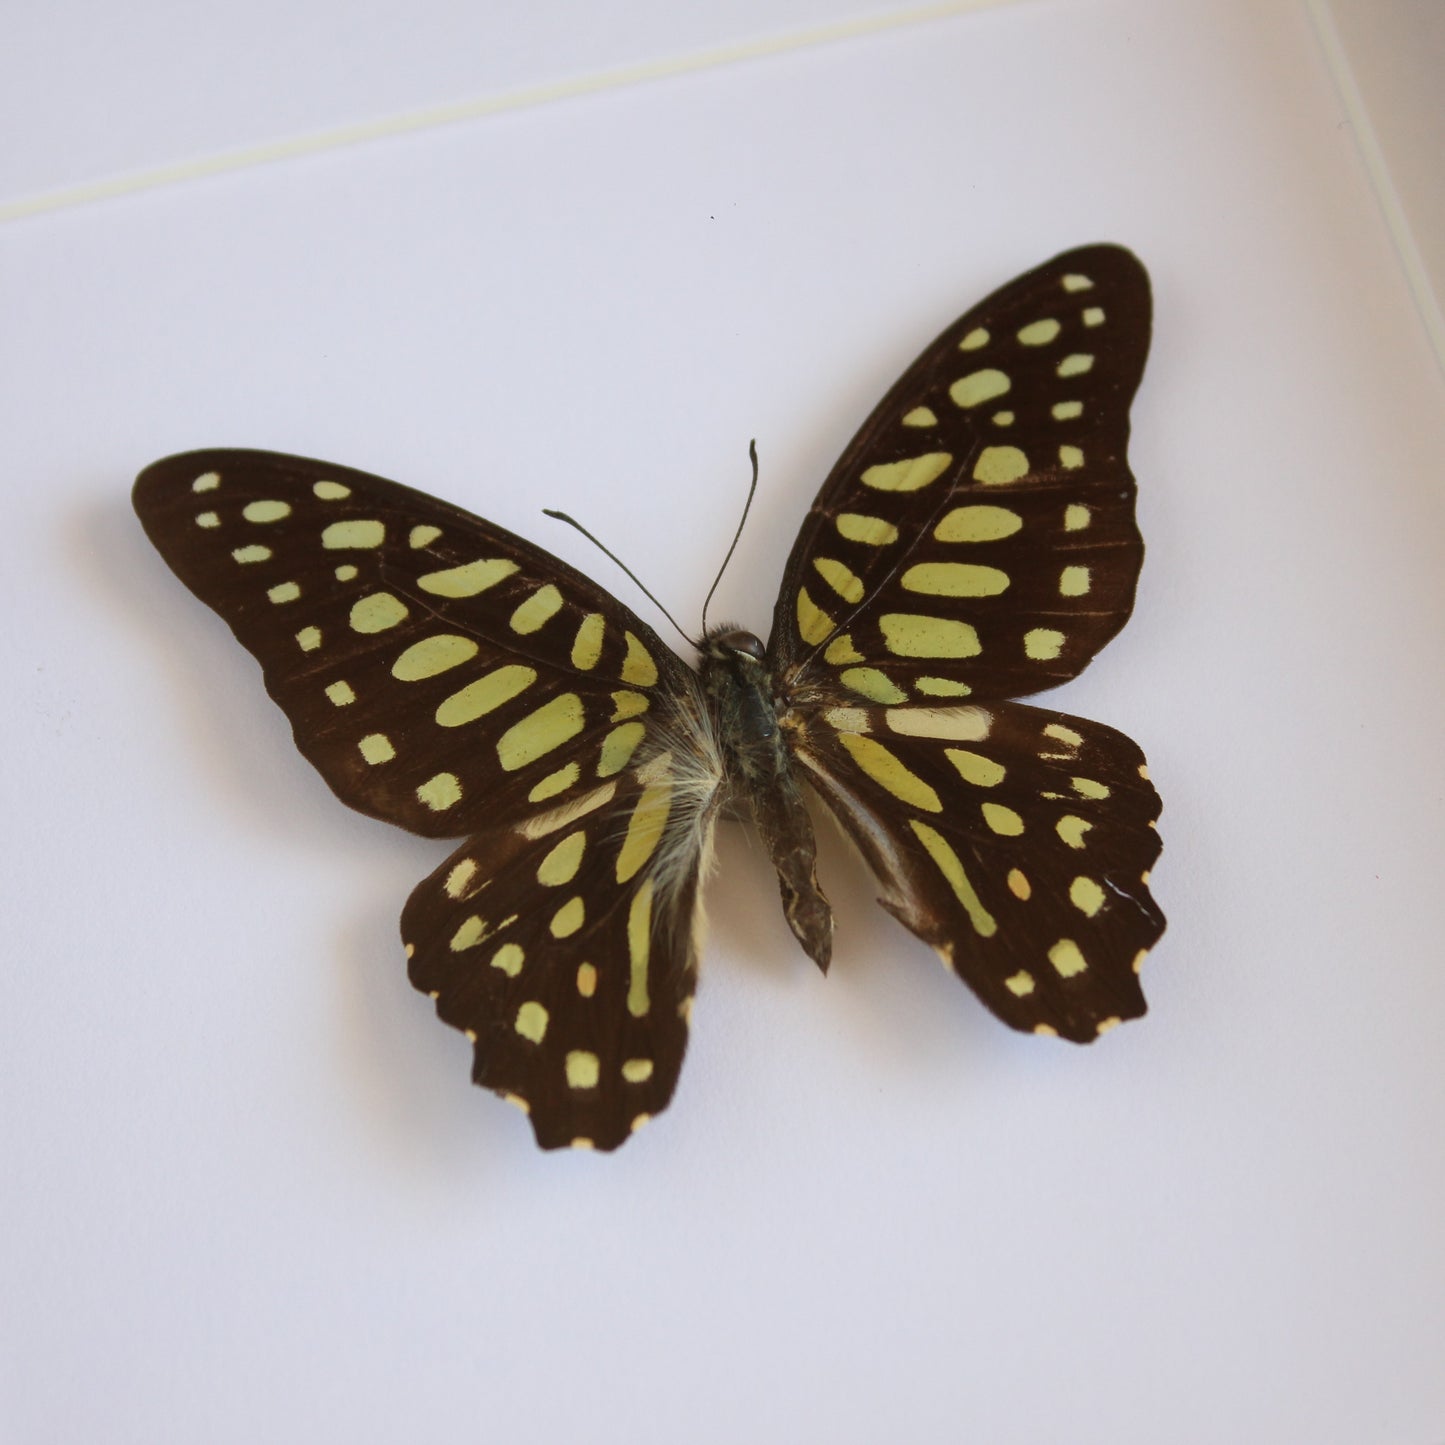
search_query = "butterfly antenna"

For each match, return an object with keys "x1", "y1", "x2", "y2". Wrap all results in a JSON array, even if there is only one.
[
  {"x1": 700, "y1": 439, "x2": 760, "y2": 637},
  {"x1": 542, "y1": 508, "x2": 699, "y2": 649}
]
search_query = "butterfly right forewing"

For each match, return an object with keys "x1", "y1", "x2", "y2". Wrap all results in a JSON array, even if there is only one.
[{"x1": 772, "y1": 244, "x2": 1152, "y2": 705}]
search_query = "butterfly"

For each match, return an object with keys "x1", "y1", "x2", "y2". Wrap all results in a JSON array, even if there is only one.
[{"x1": 133, "y1": 243, "x2": 1164, "y2": 1152}]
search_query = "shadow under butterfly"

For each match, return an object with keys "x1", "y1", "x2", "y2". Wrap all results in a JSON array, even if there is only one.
[{"x1": 133, "y1": 244, "x2": 1165, "y2": 1152}]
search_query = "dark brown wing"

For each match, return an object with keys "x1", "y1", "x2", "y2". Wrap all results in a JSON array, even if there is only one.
[
  {"x1": 767, "y1": 247, "x2": 1164, "y2": 1032},
  {"x1": 134, "y1": 449, "x2": 724, "y2": 1148},
  {"x1": 404, "y1": 750, "x2": 718, "y2": 1150},
  {"x1": 770, "y1": 245, "x2": 1151, "y2": 705},
  {"x1": 790, "y1": 699, "x2": 1163, "y2": 1040},
  {"x1": 134, "y1": 449, "x2": 695, "y2": 839}
]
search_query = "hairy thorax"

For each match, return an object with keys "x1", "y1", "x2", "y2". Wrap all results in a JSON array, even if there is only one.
[{"x1": 697, "y1": 627, "x2": 834, "y2": 969}]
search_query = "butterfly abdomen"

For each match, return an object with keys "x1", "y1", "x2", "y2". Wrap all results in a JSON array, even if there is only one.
[{"x1": 699, "y1": 629, "x2": 834, "y2": 970}]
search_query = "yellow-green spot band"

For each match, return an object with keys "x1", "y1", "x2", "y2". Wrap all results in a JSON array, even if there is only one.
[
  {"x1": 550, "y1": 896, "x2": 586, "y2": 938},
  {"x1": 836, "y1": 512, "x2": 899, "y2": 546},
  {"x1": 321, "y1": 519, "x2": 385, "y2": 549},
  {"x1": 566, "y1": 1051, "x2": 600, "y2": 1089},
  {"x1": 416, "y1": 772, "x2": 462, "y2": 811},
  {"x1": 814, "y1": 557, "x2": 865, "y2": 604},
  {"x1": 616, "y1": 780, "x2": 673, "y2": 884},
  {"x1": 417, "y1": 557, "x2": 517, "y2": 597},
  {"x1": 902, "y1": 562, "x2": 1010, "y2": 597},
  {"x1": 571, "y1": 613, "x2": 605, "y2": 670},
  {"x1": 620, "y1": 632, "x2": 658, "y2": 686},
  {"x1": 598, "y1": 721, "x2": 646, "y2": 778},
  {"x1": 243, "y1": 499, "x2": 290, "y2": 523},
  {"x1": 840, "y1": 667, "x2": 907, "y2": 704},
  {"x1": 435, "y1": 665, "x2": 537, "y2": 728},
  {"x1": 934, "y1": 504, "x2": 1022, "y2": 543},
  {"x1": 627, "y1": 881, "x2": 653, "y2": 1017},
  {"x1": 973, "y1": 446, "x2": 1031, "y2": 485},
  {"x1": 946, "y1": 749, "x2": 1005, "y2": 787},
  {"x1": 879, "y1": 613, "x2": 981, "y2": 659},
  {"x1": 392, "y1": 634, "x2": 479, "y2": 681},
  {"x1": 349, "y1": 592, "x2": 409, "y2": 634},
  {"x1": 838, "y1": 734, "x2": 941, "y2": 812},
  {"x1": 860, "y1": 452, "x2": 953, "y2": 492},
  {"x1": 908, "y1": 820, "x2": 996, "y2": 936},
  {"x1": 510, "y1": 584, "x2": 563, "y2": 636},
  {"x1": 949, "y1": 369, "x2": 1010, "y2": 409},
  {"x1": 537, "y1": 830, "x2": 587, "y2": 887},
  {"x1": 1049, "y1": 939, "x2": 1088, "y2": 977},
  {"x1": 358, "y1": 733, "x2": 395, "y2": 765},
  {"x1": 496, "y1": 693, "x2": 585, "y2": 771},
  {"x1": 515, "y1": 1000, "x2": 548, "y2": 1042},
  {"x1": 492, "y1": 943, "x2": 524, "y2": 978}
]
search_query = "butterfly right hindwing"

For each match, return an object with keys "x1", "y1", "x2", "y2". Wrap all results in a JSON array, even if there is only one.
[{"x1": 789, "y1": 698, "x2": 1162, "y2": 1039}]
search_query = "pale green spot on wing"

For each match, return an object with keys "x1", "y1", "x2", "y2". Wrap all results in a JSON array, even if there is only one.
[
  {"x1": 1024, "y1": 629, "x2": 1065, "y2": 660},
  {"x1": 934, "y1": 505, "x2": 1022, "y2": 543},
  {"x1": 902, "y1": 562, "x2": 1010, "y2": 597},
  {"x1": 836, "y1": 512, "x2": 899, "y2": 546},
  {"x1": 571, "y1": 613, "x2": 605, "y2": 670},
  {"x1": 416, "y1": 773, "x2": 462, "y2": 810},
  {"x1": 566, "y1": 1050, "x2": 600, "y2": 1089},
  {"x1": 627, "y1": 882, "x2": 653, "y2": 1017},
  {"x1": 620, "y1": 632, "x2": 658, "y2": 686},
  {"x1": 321, "y1": 519, "x2": 385, "y2": 549},
  {"x1": 417, "y1": 557, "x2": 518, "y2": 597},
  {"x1": 879, "y1": 614, "x2": 981, "y2": 659},
  {"x1": 839, "y1": 667, "x2": 907, "y2": 704},
  {"x1": 908, "y1": 820, "x2": 996, "y2": 937},
  {"x1": 515, "y1": 1000, "x2": 548, "y2": 1042},
  {"x1": 435, "y1": 665, "x2": 536, "y2": 727},
  {"x1": 813, "y1": 557, "x2": 865, "y2": 604},
  {"x1": 392, "y1": 634, "x2": 479, "y2": 681},
  {"x1": 357, "y1": 733, "x2": 395, "y2": 765},
  {"x1": 496, "y1": 693, "x2": 585, "y2": 771},
  {"x1": 972, "y1": 446, "x2": 1030, "y2": 485},
  {"x1": 949, "y1": 369, "x2": 1009, "y2": 408},
  {"x1": 838, "y1": 733, "x2": 942, "y2": 812},
  {"x1": 509, "y1": 584, "x2": 563, "y2": 636},
  {"x1": 243, "y1": 499, "x2": 291, "y2": 523},
  {"x1": 1016, "y1": 318, "x2": 1060, "y2": 345},
  {"x1": 860, "y1": 452, "x2": 953, "y2": 492},
  {"x1": 349, "y1": 592, "x2": 409, "y2": 633},
  {"x1": 536, "y1": 830, "x2": 587, "y2": 887}
]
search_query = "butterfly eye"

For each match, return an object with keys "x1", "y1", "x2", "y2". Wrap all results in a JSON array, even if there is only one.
[{"x1": 707, "y1": 629, "x2": 766, "y2": 660}]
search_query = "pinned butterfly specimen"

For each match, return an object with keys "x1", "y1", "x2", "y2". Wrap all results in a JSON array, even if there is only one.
[{"x1": 134, "y1": 244, "x2": 1164, "y2": 1151}]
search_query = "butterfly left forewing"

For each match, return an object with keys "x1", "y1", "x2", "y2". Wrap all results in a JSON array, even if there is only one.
[{"x1": 789, "y1": 699, "x2": 1162, "y2": 1039}]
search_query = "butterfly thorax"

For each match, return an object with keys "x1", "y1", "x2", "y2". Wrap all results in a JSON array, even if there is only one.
[{"x1": 698, "y1": 627, "x2": 834, "y2": 971}]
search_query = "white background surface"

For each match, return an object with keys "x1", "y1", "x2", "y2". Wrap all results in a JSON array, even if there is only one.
[{"x1": 4, "y1": 1, "x2": 1444, "y2": 1441}]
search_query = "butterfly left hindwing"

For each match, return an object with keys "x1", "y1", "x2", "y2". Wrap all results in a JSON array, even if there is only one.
[{"x1": 134, "y1": 450, "x2": 724, "y2": 1149}]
